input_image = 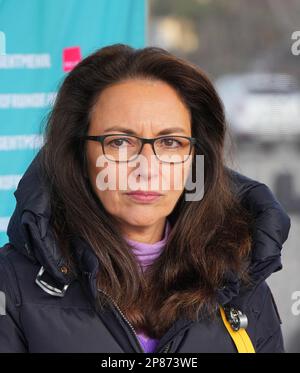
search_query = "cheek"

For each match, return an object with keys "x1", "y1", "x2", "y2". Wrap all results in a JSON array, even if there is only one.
[
  {"x1": 88, "y1": 160, "x2": 131, "y2": 215},
  {"x1": 161, "y1": 161, "x2": 192, "y2": 192},
  {"x1": 97, "y1": 190, "x2": 122, "y2": 215}
]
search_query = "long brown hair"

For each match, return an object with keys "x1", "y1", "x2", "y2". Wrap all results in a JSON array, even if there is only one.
[{"x1": 41, "y1": 43, "x2": 254, "y2": 339}]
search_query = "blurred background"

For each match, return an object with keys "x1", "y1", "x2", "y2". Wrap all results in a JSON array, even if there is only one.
[
  {"x1": 1, "y1": 0, "x2": 299, "y2": 352},
  {"x1": 148, "y1": 0, "x2": 300, "y2": 352}
]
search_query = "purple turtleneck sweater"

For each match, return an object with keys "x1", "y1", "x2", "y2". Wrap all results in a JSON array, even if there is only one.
[{"x1": 124, "y1": 220, "x2": 171, "y2": 353}]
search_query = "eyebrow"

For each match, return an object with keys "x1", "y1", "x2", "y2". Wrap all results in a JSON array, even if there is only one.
[{"x1": 102, "y1": 126, "x2": 188, "y2": 135}]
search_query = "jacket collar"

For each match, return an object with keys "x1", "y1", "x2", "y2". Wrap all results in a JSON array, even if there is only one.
[
  {"x1": 6, "y1": 150, "x2": 291, "y2": 305},
  {"x1": 6, "y1": 149, "x2": 100, "y2": 290}
]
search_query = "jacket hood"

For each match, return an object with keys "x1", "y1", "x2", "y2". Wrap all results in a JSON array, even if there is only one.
[
  {"x1": 6, "y1": 148, "x2": 291, "y2": 305},
  {"x1": 6, "y1": 148, "x2": 99, "y2": 287}
]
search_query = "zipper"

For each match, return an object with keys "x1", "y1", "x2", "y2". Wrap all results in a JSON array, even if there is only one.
[
  {"x1": 97, "y1": 288, "x2": 145, "y2": 353},
  {"x1": 161, "y1": 341, "x2": 172, "y2": 353},
  {"x1": 97, "y1": 288, "x2": 172, "y2": 353}
]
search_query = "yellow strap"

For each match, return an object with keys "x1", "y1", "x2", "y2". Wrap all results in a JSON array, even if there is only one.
[{"x1": 220, "y1": 306, "x2": 255, "y2": 353}]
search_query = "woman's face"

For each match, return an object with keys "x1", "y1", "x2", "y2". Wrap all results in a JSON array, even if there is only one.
[{"x1": 86, "y1": 79, "x2": 193, "y2": 229}]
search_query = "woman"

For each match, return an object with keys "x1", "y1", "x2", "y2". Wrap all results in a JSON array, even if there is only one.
[{"x1": 0, "y1": 44, "x2": 291, "y2": 353}]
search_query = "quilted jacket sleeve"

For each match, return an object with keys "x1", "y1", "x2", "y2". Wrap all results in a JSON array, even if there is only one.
[{"x1": 0, "y1": 248, "x2": 28, "y2": 352}]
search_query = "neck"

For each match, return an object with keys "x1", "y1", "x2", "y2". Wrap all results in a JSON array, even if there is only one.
[{"x1": 120, "y1": 219, "x2": 167, "y2": 244}]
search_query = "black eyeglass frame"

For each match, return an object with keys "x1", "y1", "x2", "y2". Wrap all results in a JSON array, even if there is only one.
[{"x1": 81, "y1": 133, "x2": 199, "y2": 163}]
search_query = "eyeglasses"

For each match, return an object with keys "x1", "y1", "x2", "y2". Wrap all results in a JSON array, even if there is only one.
[{"x1": 81, "y1": 134, "x2": 198, "y2": 163}]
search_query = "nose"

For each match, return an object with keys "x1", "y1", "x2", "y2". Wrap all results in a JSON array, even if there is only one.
[
  {"x1": 134, "y1": 142, "x2": 160, "y2": 187},
  {"x1": 139, "y1": 142, "x2": 155, "y2": 161}
]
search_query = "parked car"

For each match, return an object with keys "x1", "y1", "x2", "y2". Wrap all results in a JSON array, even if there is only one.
[{"x1": 215, "y1": 73, "x2": 300, "y2": 147}]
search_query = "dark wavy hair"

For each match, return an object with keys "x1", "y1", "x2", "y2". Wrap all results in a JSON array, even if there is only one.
[{"x1": 41, "y1": 43, "x2": 254, "y2": 339}]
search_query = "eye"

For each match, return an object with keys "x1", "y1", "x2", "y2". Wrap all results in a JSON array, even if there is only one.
[
  {"x1": 106, "y1": 137, "x2": 134, "y2": 148},
  {"x1": 158, "y1": 137, "x2": 183, "y2": 148}
]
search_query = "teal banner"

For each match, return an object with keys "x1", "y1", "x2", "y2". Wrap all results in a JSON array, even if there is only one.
[{"x1": 0, "y1": 0, "x2": 147, "y2": 245}]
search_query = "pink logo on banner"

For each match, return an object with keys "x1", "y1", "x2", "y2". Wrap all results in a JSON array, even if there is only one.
[{"x1": 63, "y1": 46, "x2": 82, "y2": 72}]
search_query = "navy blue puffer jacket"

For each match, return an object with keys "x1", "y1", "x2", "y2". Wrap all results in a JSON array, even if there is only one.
[{"x1": 0, "y1": 150, "x2": 291, "y2": 353}]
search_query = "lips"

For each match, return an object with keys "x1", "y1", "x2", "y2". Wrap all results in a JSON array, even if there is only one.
[
  {"x1": 125, "y1": 191, "x2": 163, "y2": 196},
  {"x1": 124, "y1": 191, "x2": 163, "y2": 203}
]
